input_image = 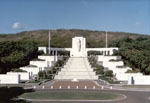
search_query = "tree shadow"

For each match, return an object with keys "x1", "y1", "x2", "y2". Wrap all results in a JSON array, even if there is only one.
[{"x1": 0, "y1": 86, "x2": 34, "y2": 103}]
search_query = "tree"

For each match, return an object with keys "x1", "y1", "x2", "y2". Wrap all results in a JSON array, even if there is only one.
[
  {"x1": 110, "y1": 37, "x2": 150, "y2": 75},
  {"x1": 104, "y1": 70, "x2": 113, "y2": 77},
  {"x1": 0, "y1": 41, "x2": 39, "y2": 74},
  {"x1": 145, "y1": 65, "x2": 150, "y2": 75},
  {"x1": 38, "y1": 71, "x2": 44, "y2": 79}
]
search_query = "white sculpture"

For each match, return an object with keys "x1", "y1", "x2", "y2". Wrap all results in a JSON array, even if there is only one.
[{"x1": 78, "y1": 39, "x2": 81, "y2": 52}]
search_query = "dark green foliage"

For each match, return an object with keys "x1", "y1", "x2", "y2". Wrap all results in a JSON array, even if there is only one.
[
  {"x1": 96, "y1": 65, "x2": 104, "y2": 75},
  {"x1": 57, "y1": 51, "x2": 70, "y2": 56},
  {"x1": 111, "y1": 37, "x2": 150, "y2": 75},
  {"x1": 0, "y1": 41, "x2": 40, "y2": 74},
  {"x1": 99, "y1": 76, "x2": 120, "y2": 84},
  {"x1": 38, "y1": 71, "x2": 46, "y2": 79},
  {"x1": 0, "y1": 29, "x2": 148, "y2": 48},
  {"x1": 55, "y1": 60, "x2": 64, "y2": 67},
  {"x1": 104, "y1": 70, "x2": 113, "y2": 77},
  {"x1": 88, "y1": 56, "x2": 104, "y2": 75},
  {"x1": 11, "y1": 69, "x2": 27, "y2": 72},
  {"x1": 38, "y1": 56, "x2": 69, "y2": 80},
  {"x1": 126, "y1": 69, "x2": 138, "y2": 73},
  {"x1": 88, "y1": 51, "x2": 102, "y2": 56}
]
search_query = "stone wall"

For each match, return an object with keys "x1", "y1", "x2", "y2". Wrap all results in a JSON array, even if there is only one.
[
  {"x1": 128, "y1": 75, "x2": 150, "y2": 85},
  {"x1": 0, "y1": 74, "x2": 20, "y2": 84}
]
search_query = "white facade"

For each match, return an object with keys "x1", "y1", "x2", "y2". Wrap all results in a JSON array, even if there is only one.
[
  {"x1": 103, "y1": 61, "x2": 124, "y2": 68},
  {"x1": 20, "y1": 67, "x2": 40, "y2": 78},
  {"x1": 20, "y1": 66, "x2": 41, "y2": 76},
  {"x1": 97, "y1": 55, "x2": 150, "y2": 84},
  {"x1": 2, "y1": 36, "x2": 149, "y2": 85},
  {"x1": 128, "y1": 75, "x2": 150, "y2": 85},
  {"x1": 87, "y1": 48, "x2": 118, "y2": 55},
  {"x1": 70, "y1": 37, "x2": 86, "y2": 57},
  {"x1": 29, "y1": 56, "x2": 57, "y2": 69},
  {"x1": 97, "y1": 55, "x2": 133, "y2": 81},
  {"x1": 7, "y1": 72, "x2": 30, "y2": 81},
  {"x1": 19, "y1": 56, "x2": 60, "y2": 79},
  {"x1": 0, "y1": 74, "x2": 20, "y2": 84},
  {"x1": 116, "y1": 73, "x2": 143, "y2": 81},
  {"x1": 38, "y1": 55, "x2": 60, "y2": 62},
  {"x1": 98, "y1": 56, "x2": 121, "y2": 61},
  {"x1": 29, "y1": 61, "x2": 51, "y2": 70},
  {"x1": 38, "y1": 37, "x2": 118, "y2": 57}
]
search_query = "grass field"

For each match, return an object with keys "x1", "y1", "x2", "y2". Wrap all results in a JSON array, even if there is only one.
[{"x1": 21, "y1": 91, "x2": 122, "y2": 100}]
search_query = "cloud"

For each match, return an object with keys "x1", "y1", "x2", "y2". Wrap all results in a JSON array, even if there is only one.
[
  {"x1": 12, "y1": 22, "x2": 21, "y2": 29},
  {"x1": 11, "y1": 22, "x2": 28, "y2": 29},
  {"x1": 135, "y1": 22, "x2": 142, "y2": 26}
]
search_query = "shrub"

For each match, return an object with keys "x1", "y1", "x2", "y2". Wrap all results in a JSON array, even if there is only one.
[{"x1": 104, "y1": 70, "x2": 113, "y2": 77}]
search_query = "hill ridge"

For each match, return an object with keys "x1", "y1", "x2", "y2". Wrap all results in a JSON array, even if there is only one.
[{"x1": 0, "y1": 29, "x2": 149, "y2": 48}]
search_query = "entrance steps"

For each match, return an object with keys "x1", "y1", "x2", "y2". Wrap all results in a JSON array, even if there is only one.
[{"x1": 54, "y1": 57, "x2": 98, "y2": 80}]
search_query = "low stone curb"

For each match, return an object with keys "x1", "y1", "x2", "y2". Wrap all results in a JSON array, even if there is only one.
[{"x1": 20, "y1": 93, "x2": 127, "y2": 102}]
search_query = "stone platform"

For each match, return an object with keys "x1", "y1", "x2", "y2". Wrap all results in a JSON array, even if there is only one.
[
  {"x1": 43, "y1": 80, "x2": 104, "y2": 90},
  {"x1": 54, "y1": 57, "x2": 98, "y2": 80}
]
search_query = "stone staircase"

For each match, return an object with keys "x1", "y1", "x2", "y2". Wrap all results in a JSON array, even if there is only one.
[{"x1": 54, "y1": 57, "x2": 98, "y2": 80}]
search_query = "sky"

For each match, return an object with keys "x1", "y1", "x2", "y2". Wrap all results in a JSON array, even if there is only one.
[{"x1": 0, "y1": 0, "x2": 150, "y2": 35}]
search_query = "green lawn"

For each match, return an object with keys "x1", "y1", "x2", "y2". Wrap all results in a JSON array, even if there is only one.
[{"x1": 21, "y1": 91, "x2": 122, "y2": 100}]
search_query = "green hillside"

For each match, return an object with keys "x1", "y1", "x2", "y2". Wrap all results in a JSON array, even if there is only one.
[{"x1": 0, "y1": 29, "x2": 149, "y2": 48}]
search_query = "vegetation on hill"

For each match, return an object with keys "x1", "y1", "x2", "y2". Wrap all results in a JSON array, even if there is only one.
[
  {"x1": 111, "y1": 37, "x2": 150, "y2": 75},
  {"x1": 0, "y1": 29, "x2": 148, "y2": 48},
  {"x1": 0, "y1": 29, "x2": 149, "y2": 75}
]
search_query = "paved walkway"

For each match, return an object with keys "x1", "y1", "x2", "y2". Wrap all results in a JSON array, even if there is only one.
[
  {"x1": 45, "y1": 80, "x2": 102, "y2": 89},
  {"x1": 34, "y1": 80, "x2": 107, "y2": 90}
]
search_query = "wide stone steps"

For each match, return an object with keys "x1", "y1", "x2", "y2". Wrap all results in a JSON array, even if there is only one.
[
  {"x1": 63, "y1": 66, "x2": 92, "y2": 69},
  {"x1": 55, "y1": 75, "x2": 98, "y2": 80},
  {"x1": 58, "y1": 72, "x2": 95, "y2": 75},
  {"x1": 61, "y1": 69, "x2": 93, "y2": 72},
  {"x1": 54, "y1": 57, "x2": 98, "y2": 80}
]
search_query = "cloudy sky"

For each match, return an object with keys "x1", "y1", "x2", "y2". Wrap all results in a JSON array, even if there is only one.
[{"x1": 0, "y1": 0, "x2": 150, "y2": 35}]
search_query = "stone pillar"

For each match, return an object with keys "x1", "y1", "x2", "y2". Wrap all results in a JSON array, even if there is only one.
[
  {"x1": 110, "y1": 50, "x2": 113, "y2": 55},
  {"x1": 102, "y1": 51, "x2": 104, "y2": 55},
  {"x1": 56, "y1": 50, "x2": 57, "y2": 56},
  {"x1": 52, "y1": 50, "x2": 54, "y2": 55},
  {"x1": 128, "y1": 76, "x2": 132, "y2": 85},
  {"x1": 100, "y1": 51, "x2": 102, "y2": 55},
  {"x1": 104, "y1": 51, "x2": 106, "y2": 56},
  {"x1": 107, "y1": 51, "x2": 109, "y2": 55},
  {"x1": 106, "y1": 51, "x2": 108, "y2": 56},
  {"x1": 55, "y1": 50, "x2": 57, "y2": 61},
  {"x1": 105, "y1": 51, "x2": 107, "y2": 56}
]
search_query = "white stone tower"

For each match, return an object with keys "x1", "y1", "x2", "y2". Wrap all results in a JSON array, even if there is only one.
[{"x1": 70, "y1": 37, "x2": 87, "y2": 57}]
